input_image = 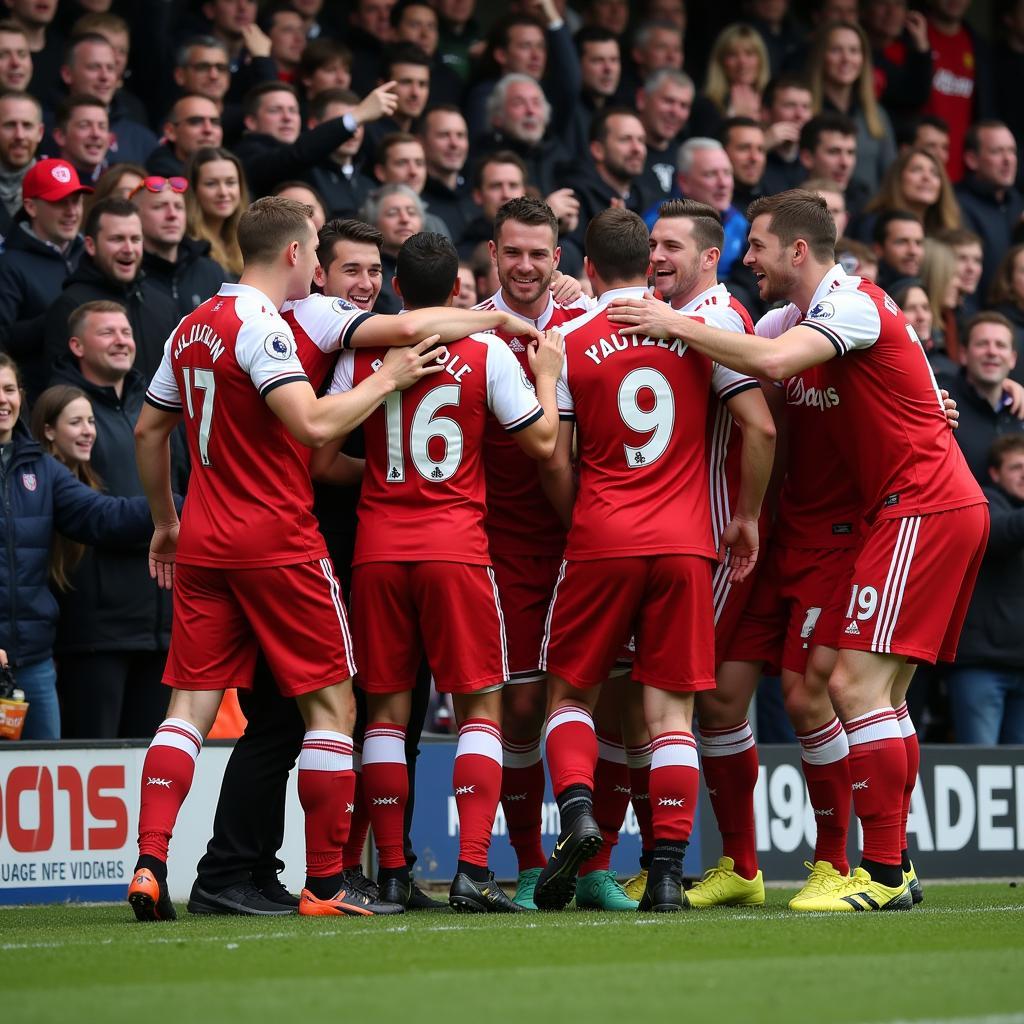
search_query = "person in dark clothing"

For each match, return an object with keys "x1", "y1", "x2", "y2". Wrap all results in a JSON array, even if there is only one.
[
  {"x1": 145, "y1": 94, "x2": 224, "y2": 179},
  {"x1": 0, "y1": 353, "x2": 154, "y2": 740},
  {"x1": 0, "y1": 157, "x2": 87, "y2": 363},
  {"x1": 760, "y1": 75, "x2": 814, "y2": 196},
  {"x1": 391, "y1": 1, "x2": 464, "y2": 107},
  {"x1": 722, "y1": 117, "x2": 767, "y2": 214},
  {"x1": 947, "y1": 434, "x2": 1024, "y2": 744},
  {"x1": 0, "y1": 89, "x2": 44, "y2": 240},
  {"x1": 937, "y1": 312, "x2": 1024, "y2": 484},
  {"x1": 47, "y1": 301, "x2": 189, "y2": 739},
  {"x1": 872, "y1": 209, "x2": 925, "y2": 292},
  {"x1": 419, "y1": 106, "x2": 477, "y2": 243},
  {"x1": 359, "y1": 43, "x2": 432, "y2": 162},
  {"x1": 863, "y1": 0, "x2": 933, "y2": 137},
  {"x1": 563, "y1": 26, "x2": 622, "y2": 163},
  {"x1": 42, "y1": 197, "x2": 180, "y2": 400}
]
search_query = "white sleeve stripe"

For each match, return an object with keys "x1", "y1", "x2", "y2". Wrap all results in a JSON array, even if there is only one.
[
  {"x1": 504, "y1": 404, "x2": 543, "y2": 433},
  {"x1": 145, "y1": 393, "x2": 182, "y2": 412},
  {"x1": 802, "y1": 320, "x2": 847, "y2": 355},
  {"x1": 258, "y1": 371, "x2": 308, "y2": 396},
  {"x1": 340, "y1": 311, "x2": 375, "y2": 348},
  {"x1": 718, "y1": 379, "x2": 760, "y2": 401}
]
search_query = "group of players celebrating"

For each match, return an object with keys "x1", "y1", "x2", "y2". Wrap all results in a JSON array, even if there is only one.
[{"x1": 125, "y1": 185, "x2": 986, "y2": 922}]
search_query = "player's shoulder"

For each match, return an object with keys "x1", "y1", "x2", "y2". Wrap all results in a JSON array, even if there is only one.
[
  {"x1": 473, "y1": 296, "x2": 499, "y2": 312},
  {"x1": 558, "y1": 302, "x2": 607, "y2": 340}
]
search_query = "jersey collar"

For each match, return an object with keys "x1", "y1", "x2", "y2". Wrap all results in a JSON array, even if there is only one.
[
  {"x1": 597, "y1": 285, "x2": 649, "y2": 304},
  {"x1": 489, "y1": 287, "x2": 556, "y2": 330},
  {"x1": 678, "y1": 282, "x2": 727, "y2": 313},
  {"x1": 807, "y1": 264, "x2": 849, "y2": 313},
  {"x1": 218, "y1": 281, "x2": 279, "y2": 313}
]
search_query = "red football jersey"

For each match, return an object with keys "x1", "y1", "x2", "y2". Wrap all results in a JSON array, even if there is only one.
[
  {"x1": 556, "y1": 286, "x2": 758, "y2": 561},
  {"x1": 145, "y1": 283, "x2": 367, "y2": 568},
  {"x1": 476, "y1": 289, "x2": 587, "y2": 558},
  {"x1": 922, "y1": 23, "x2": 976, "y2": 181},
  {"x1": 328, "y1": 332, "x2": 544, "y2": 565},
  {"x1": 282, "y1": 293, "x2": 375, "y2": 393},
  {"x1": 799, "y1": 265, "x2": 985, "y2": 522}
]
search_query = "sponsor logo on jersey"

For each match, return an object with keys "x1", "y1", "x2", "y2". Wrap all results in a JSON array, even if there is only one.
[
  {"x1": 332, "y1": 297, "x2": 356, "y2": 314},
  {"x1": 786, "y1": 375, "x2": 840, "y2": 409},
  {"x1": 21, "y1": 473, "x2": 36, "y2": 491},
  {"x1": 808, "y1": 301, "x2": 835, "y2": 320},
  {"x1": 264, "y1": 332, "x2": 295, "y2": 360},
  {"x1": 508, "y1": 337, "x2": 526, "y2": 353}
]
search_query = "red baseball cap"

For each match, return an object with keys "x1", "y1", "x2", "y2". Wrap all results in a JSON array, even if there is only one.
[{"x1": 21, "y1": 159, "x2": 93, "y2": 203}]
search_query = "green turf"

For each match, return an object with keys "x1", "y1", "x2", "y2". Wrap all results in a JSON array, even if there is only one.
[{"x1": 3, "y1": 883, "x2": 1023, "y2": 1024}]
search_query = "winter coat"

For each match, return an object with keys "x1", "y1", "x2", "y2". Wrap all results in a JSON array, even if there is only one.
[{"x1": 141, "y1": 237, "x2": 227, "y2": 319}]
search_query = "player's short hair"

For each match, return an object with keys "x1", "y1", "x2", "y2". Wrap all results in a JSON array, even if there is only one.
[
  {"x1": 83, "y1": 197, "x2": 138, "y2": 240},
  {"x1": 243, "y1": 80, "x2": 299, "y2": 121},
  {"x1": 872, "y1": 209, "x2": 922, "y2": 247},
  {"x1": 68, "y1": 299, "x2": 127, "y2": 340},
  {"x1": 747, "y1": 189, "x2": 837, "y2": 263},
  {"x1": 316, "y1": 218, "x2": 384, "y2": 269},
  {"x1": 55, "y1": 92, "x2": 107, "y2": 131},
  {"x1": 493, "y1": 196, "x2": 558, "y2": 245},
  {"x1": 237, "y1": 195, "x2": 314, "y2": 266},
  {"x1": 585, "y1": 208, "x2": 650, "y2": 282},
  {"x1": 657, "y1": 198, "x2": 724, "y2": 252},
  {"x1": 396, "y1": 231, "x2": 458, "y2": 308},
  {"x1": 473, "y1": 149, "x2": 527, "y2": 190},
  {"x1": 964, "y1": 310, "x2": 1014, "y2": 347},
  {"x1": 590, "y1": 106, "x2": 642, "y2": 146},
  {"x1": 799, "y1": 112, "x2": 856, "y2": 153},
  {"x1": 309, "y1": 87, "x2": 360, "y2": 122},
  {"x1": 989, "y1": 432, "x2": 1024, "y2": 469}
]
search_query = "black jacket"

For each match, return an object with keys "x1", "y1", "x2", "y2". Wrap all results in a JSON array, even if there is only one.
[
  {"x1": 48, "y1": 360, "x2": 189, "y2": 653},
  {"x1": 305, "y1": 162, "x2": 375, "y2": 220},
  {"x1": 472, "y1": 131, "x2": 572, "y2": 200},
  {"x1": 42, "y1": 254, "x2": 181, "y2": 396},
  {"x1": 422, "y1": 175, "x2": 479, "y2": 243},
  {"x1": 957, "y1": 175, "x2": 1024, "y2": 302},
  {"x1": 141, "y1": 237, "x2": 226, "y2": 319},
  {"x1": 955, "y1": 485, "x2": 1024, "y2": 669},
  {"x1": 144, "y1": 142, "x2": 186, "y2": 178}
]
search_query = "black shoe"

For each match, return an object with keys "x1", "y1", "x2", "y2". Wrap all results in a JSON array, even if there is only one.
[
  {"x1": 343, "y1": 866, "x2": 380, "y2": 901},
  {"x1": 252, "y1": 875, "x2": 300, "y2": 909},
  {"x1": 379, "y1": 875, "x2": 411, "y2": 908},
  {"x1": 188, "y1": 880, "x2": 296, "y2": 917},
  {"x1": 534, "y1": 813, "x2": 603, "y2": 911},
  {"x1": 407, "y1": 881, "x2": 447, "y2": 911},
  {"x1": 638, "y1": 866, "x2": 689, "y2": 913},
  {"x1": 449, "y1": 872, "x2": 523, "y2": 913}
]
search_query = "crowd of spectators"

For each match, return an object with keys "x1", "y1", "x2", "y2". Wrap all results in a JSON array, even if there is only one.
[{"x1": 1, "y1": 0, "x2": 1023, "y2": 745}]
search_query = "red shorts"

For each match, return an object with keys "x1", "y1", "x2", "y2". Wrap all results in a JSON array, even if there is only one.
[
  {"x1": 711, "y1": 555, "x2": 760, "y2": 660},
  {"x1": 351, "y1": 562, "x2": 507, "y2": 694},
  {"x1": 541, "y1": 556, "x2": 716, "y2": 692},
  {"x1": 164, "y1": 559, "x2": 354, "y2": 698},
  {"x1": 490, "y1": 551, "x2": 563, "y2": 684},
  {"x1": 837, "y1": 504, "x2": 989, "y2": 663},
  {"x1": 725, "y1": 542, "x2": 857, "y2": 675}
]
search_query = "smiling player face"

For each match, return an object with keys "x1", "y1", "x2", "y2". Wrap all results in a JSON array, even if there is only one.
[
  {"x1": 490, "y1": 220, "x2": 560, "y2": 308},
  {"x1": 743, "y1": 213, "x2": 798, "y2": 303}
]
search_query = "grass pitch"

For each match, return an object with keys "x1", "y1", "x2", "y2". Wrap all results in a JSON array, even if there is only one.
[{"x1": 3, "y1": 883, "x2": 1022, "y2": 1024}]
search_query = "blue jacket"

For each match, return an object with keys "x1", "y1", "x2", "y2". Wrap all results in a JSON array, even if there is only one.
[{"x1": 0, "y1": 421, "x2": 154, "y2": 667}]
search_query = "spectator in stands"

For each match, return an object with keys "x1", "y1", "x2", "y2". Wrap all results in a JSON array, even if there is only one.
[
  {"x1": 0, "y1": 88, "x2": 42, "y2": 237},
  {"x1": 806, "y1": 20, "x2": 896, "y2": 197},
  {"x1": 957, "y1": 120, "x2": 1024, "y2": 303},
  {"x1": 303, "y1": 87, "x2": 375, "y2": 219},
  {"x1": 894, "y1": 279, "x2": 938, "y2": 354},
  {"x1": 920, "y1": 236, "x2": 963, "y2": 371},
  {"x1": 260, "y1": 2, "x2": 306, "y2": 83},
  {"x1": 622, "y1": 19, "x2": 683, "y2": 101},
  {"x1": 51, "y1": 93, "x2": 109, "y2": 186},
  {"x1": 348, "y1": 0, "x2": 400, "y2": 95},
  {"x1": 872, "y1": 209, "x2": 925, "y2": 290},
  {"x1": 760, "y1": 74, "x2": 813, "y2": 194},
  {"x1": 360, "y1": 182, "x2": 423, "y2": 314},
  {"x1": 722, "y1": 116, "x2": 767, "y2": 212},
  {"x1": 453, "y1": 260, "x2": 477, "y2": 308},
  {"x1": 457, "y1": 149, "x2": 528, "y2": 256},
  {"x1": 742, "y1": 0, "x2": 804, "y2": 76},
  {"x1": 185, "y1": 145, "x2": 247, "y2": 278},
  {"x1": 837, "y1": 236, "x2": 879, "y2": 280},
  {"x1": 0, "y1": 352, "x2": 152, "y2": 740},
  {"x1": 565, "y1": 26, "x2": 621, "y2": 160},
  {"x1": 986, "y1": 243, "x2": 1024, "y2": 381},
  {"x1": 939, "y1": 226, "x2": 985, "y2": 322},
  {"x1": 947, "y1": 433, "x2": 1024, "y2": 744},
  {"x1": 939, "y1": 312, "x2": 1024, "y2": 485},
  {"x1": 902, "y1": 113, "x2": 951, "y2": 169},
  {"x1": 201, "y1": 0, "x2": 271, "y2": 81},
  {"x1": 372, "y1": 131, "x2": 450, "y2": 237},
  {"x1": 82, "y1": 161, "x2": 144, "y2": 219},
  {"x1": 273, "y1": 180, "x2": 327, "y2": 229},
  {"x1": 134, "y1": 174, "x2": 225, "y2": 318},
  {"x1": 0, "y1": 158, "x2": 88, "y2": 383},
  {"x1": 435, "y1": 0, "x2": 482, "y2": 84},
  {"x1": 7, "y1": 0, "x2": 64, "y2": 111},
  {"x1": 636, "y1": 68, "x2": 695, "y2": 198},
  {"x1": 862, "y1": 0, "x2": 933, "y2": 135},
  {"x1": 361, "y1": 42, "x2": 432, "y2": 156},
  {"x1": 581, "y1": 0, "x2": 629, "y2": 39},
  {"x1": 392, "y1": 1, "x2": 462, "y2": 106},
  {"x1": 704, "y1": 23, "x2": 770, "y2": 121},
  {"x1": 0, "y1": 19, "x2": 31, "y2": 91},
  {"x1": 146, "y1": 94, "x2": 223, "y2": 178},
  {"x1": 68, "y1": 12, "x2": 146, "y2": 128},
  {"x1": 798, "y1": 111, "x2": 870, "y2": 220},
  {"x1": 296, "y1": 37, "x2": 352, "y2": 104},
  {"x1": 43, "y1": 196, "x2": 179, "y2": 388},
  {"x1": 420, "y1": 105, "x2": 476, "y2": 242},
  {"x1": 172, "y1": 35, "x2": 233, "y2": 109},
  {"x1": 859, "y1": 147, "x2": 960, "y2": 240},
  {"x1": 801, "y1": 175, "x2": 849, "y2": 237},
  {"x1": 49, "y1": 301, "x2": 186, "y2": 740}
]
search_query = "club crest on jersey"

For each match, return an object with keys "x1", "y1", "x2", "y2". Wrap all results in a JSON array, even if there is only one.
[
  {"x1": 332, "y1": 297, "x2": 356, "y2": 314},
  {"x1": 21, "y1": 473, "x2": 36, "y2": 491},
  {"x1": 519, "y1": 365, "x2": 536, "y2": 393},
  {"x1": 808, "y1": 301, "x2": 835, "y2": 320},
  {"x1": 264, "y1": 332, "x2": 294, "y2": 360}
]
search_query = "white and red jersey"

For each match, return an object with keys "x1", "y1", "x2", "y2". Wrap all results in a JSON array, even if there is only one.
[
  {"x1": 145, "y1": 282, "x2": 347, "y2": 568},
  {"x1": 798, "y1": 264, "x2": 984, "y2": 522},
  {"x1": 328, "y1": 332, "x2": 544, "y2": 566},
  {"x1": 282, "y1": 292, "x2": 375, "y2": 394},
  {"x1": 556, "y1": 285, "x2": 758, "y2": 561},
  {"x1": 475, "y1": 289, "x2": 587, "y2": 558}
]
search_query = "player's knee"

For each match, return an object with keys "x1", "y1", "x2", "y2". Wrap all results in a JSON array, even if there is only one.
[{"x1": 695, "y1": 688, "x2": 748, "y2": 730}]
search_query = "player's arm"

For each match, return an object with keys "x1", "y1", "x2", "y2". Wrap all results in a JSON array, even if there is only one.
[
  {"x1": 607, "y1": 293, "x2": 837, "y2": 380},
  {"x1": 512, "y1": 329, "x2": 565, "y2": 459},
  {"x1": 134, "y1": 401, "x2": 183, "y2": 590},
  {"x1": 348, "y1": 306, "x2": 544, "y2": 349},
  {"x1": 538, "y1": 420, "x2": 576, "y2": 528},
  {"x1": 310, "y1": 451, "x2": 365, "y2": 485}
]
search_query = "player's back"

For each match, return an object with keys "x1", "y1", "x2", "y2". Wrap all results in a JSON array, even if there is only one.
[{"x1": 148, "y1": 283, "x2": 327, "y2": 568}]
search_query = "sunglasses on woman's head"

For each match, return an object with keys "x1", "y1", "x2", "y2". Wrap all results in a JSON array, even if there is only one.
[{"x1": 129, "y1": 176, "x2": 189, "y2": 198}]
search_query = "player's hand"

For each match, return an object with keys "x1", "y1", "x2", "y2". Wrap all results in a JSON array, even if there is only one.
[
  {"x1": 381, "y1": 335, "x2": 446, "y2": 391},
  {"x1": 608, "y1": 291, "x2": 690, "y2": 340},
  {"x1": 1002, "y1": 378, "x2": 1024, "y2": 419},
  {"x1": 240, "y1": 22, "x2": 272, "y2": 58},
  {"x1": 528, "y1": 328, "x2": 565, "y2": 380},
  {"x1": 904, "y1": 10, "x2": 930, "y2": 51},
  {"x1": 353, "y1": 81, "x2": 399, "y2": 124},
  {"x1": 550, "y1": 271, "x2": 583, "y2": 306},
  {"x1": 719, "y1": 515, "x2": 759, "y2": 583},
  {"x1": 940, "y1": 388, "x2": 959, "y2": 430},
  {"x1": 545, "y1": 188, "x2": 580, "y2": 233},
  {"x1": 763, "y1": 120, "x2": 801, "y2": 151},
  {"x1": 502, "y1": 312, "x2": 544, "y2": 345},
  {"x1": 149, "y1": 522, "x2": 180, "y2": 591}
]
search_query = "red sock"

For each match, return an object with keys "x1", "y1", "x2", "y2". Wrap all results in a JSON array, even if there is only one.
[
  {"x1": 137, "y1": 718, "x2": 203, "y2": 860},
  {"x1": 297, "y1": 730, "x2": 355, "y2": 879},
  {"x1": 580, "y1": 732, "x2": 631, "y2": 874},
  {"x1": 543, "y1": 704, "x2": 597, "y2": 795},
  {"x1": 649, "y1": 731, "x2": 699, "y2": 842},
  {"x1": 797, "y1": 717, "x2": 851, "y2": 874},
  {"x1": 342, "y1": 743, "x2": 371, "y2": 870},
  {"x1": 844, "y1": 708, "x2": 906, "y2": 867},
  {"x1": 501, "y1": 737, "x2": 547, "y2": 871},
  {"x1": 454, "y1": 719, "x2": 503, "y2": 868},
  {"x1": 626, "y1": 742, "x2": 654, "y2": 853},
  {"x1": 896, "y1": 703, "x2": 919, "y2": 853},
  {"x1": 361, "y1": 722, "x2": 408, "y2": 869},
  {"x1": 698, "y1": 720, "x2": 759, "y2": 878}
]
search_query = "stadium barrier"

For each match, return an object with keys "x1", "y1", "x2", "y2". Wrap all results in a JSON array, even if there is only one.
[{"x1": 1, "y1": 740, "x2": 1020, "y2": 904}]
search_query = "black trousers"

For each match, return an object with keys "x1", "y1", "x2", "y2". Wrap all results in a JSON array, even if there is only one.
[{"x1": 195, "y1": 655, "x2": 433, "y2": 889}]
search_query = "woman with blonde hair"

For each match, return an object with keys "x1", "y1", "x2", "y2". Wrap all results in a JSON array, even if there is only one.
[
  {"x1": 185, "y1": 147, "x2": 249, "y2": 278},
  {"x1": 703, "y1": 24, "x2": 770, "y2": 119},
  {"x1": 806, "y1": 20, "x2": 896, "y2": 195},
  {"x1": 861, "y1": 147, "x2": 960, "y2": 239},
  {"x1": 920, "y1": 238, "x2": 962, "y2": 366}
]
